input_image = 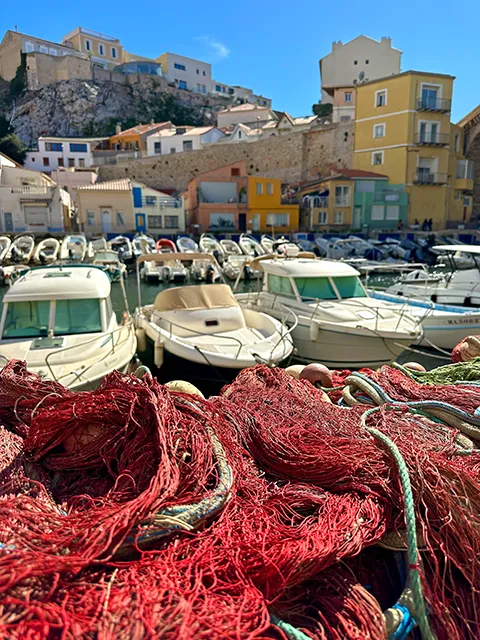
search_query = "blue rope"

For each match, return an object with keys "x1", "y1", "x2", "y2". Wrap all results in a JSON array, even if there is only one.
[{"x1": 390, "y1": 603, "x2": 415, "y2": 640}]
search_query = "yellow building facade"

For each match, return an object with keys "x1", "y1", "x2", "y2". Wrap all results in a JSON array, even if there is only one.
[
  {"x1": 301, "y1": 177, "x2": 352, "y2": 229},
  {"x1": 353, "y1": 71, "x2": 473, "y2": 229},
  {"x1": 62, "y1": 27, "x2": 123, "y2": 69},
  {"x1": 247, "y1": 177, "x2": 299, "y2": 233}
]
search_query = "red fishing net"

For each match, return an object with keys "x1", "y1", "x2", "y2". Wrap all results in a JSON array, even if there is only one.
[{"x1": 0, "y1": 361, "x2": 479, "y2": 639}]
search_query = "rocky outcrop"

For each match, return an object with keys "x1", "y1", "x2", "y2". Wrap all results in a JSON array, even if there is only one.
[{"x1": 5, "y1": 77, "x2": 227, "y2": 145}]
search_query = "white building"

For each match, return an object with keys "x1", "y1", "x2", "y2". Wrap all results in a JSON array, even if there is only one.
[
  {"x1": 212, "y1": 82, "x2": 272, "y2": 108},
  {"x1": 50, "y1": 168, "x2": 98, "y2": 202},
  {"x1": 0, "y1": 152, "x2": 73, "y2": 233},
  {"x1": 216, "y1": 103, "x2": 277, "y2": 129},
  {"x1": 146, "y1": 126, "x2": 225, "y2": 156},
  {"x1": 24, "y1": 136, "x2": 109, "y2": 172},
  {"x1": 132, "y1": 182, "x2": 186, "y2": 234},
  {"x1": 156, "y1": 52, "x2": 212, "y2": 94},
  {"x1": 319, "y1": 36, "x2": 401, "y2": 104}
]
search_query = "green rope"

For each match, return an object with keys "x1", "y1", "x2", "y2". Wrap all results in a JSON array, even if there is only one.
[
  {"x1": 362, "y1": 407, "x2": 436, "y2": 640},
  {"x1": 392, "y1": 358, "x2": 480, "y2": 385},
  {"x1": 270, "y1": 614, "x2": 312, "y2": 640}
]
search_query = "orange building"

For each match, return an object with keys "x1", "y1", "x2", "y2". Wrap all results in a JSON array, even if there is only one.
[{"x1": 109, "y1": 121, "x2": 172, "y2": 153}]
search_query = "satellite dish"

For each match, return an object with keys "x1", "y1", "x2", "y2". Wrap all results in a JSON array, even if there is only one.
[{"x1": 359, "y1": 71, "x2": 365, "y2": 81}]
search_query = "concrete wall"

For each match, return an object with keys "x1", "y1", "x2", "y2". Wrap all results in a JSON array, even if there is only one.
[{"x1": 98, "y1": 124, "x2": 354, "y2": 193}]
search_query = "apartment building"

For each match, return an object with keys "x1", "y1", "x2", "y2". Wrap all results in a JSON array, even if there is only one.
[
  {"x1": 320, "y1": 36, "x2": 401, "y2": 106},
  {"x1": 156, "y1": 52, "x2": 212, "y2": 94},
  {"x1": 109, "y1": 122, "x2": 173, "y2": 153},
  {"x1": 146, "y1": 126, "x2": 225, "y2": 156},
  {"x1": 0, "y1": 152, "x2": 73, "y2": 233},
  {"x1": 0, "y1": 29, "x2": 87, "y2": 81},
  {"x1": 132, "y1": 183, "x2": 185, "y2": 235},
  {"x1": 353, "y1": 70, "x2": 474, "y2": 228},
  {"x1": 24, "y1": 136, "x2": 109, "y2": 172},
  {"x1": 216, "y1": 103, "x2": 277, "y2": 129},
  {"x1": 62, "y1": 27, "x2": 122, "y2": 69},
  {"x1": 212, "y1": 82, "x2": 272, "y2": 107}
]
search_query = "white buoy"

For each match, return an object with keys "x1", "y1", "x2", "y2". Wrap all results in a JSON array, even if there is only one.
[
  {"x1": 135, "y1": 328, "x2": 147, "y2": 352},
  {"x1": 166, "y1": 380, "x2": 205, "y2": 398},
  {"x1": 154, "y1": 337, "x2": 164, "y2": 368}
]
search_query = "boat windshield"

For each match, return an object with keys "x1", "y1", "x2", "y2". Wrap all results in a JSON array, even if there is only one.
[
  {"x1": 294, "y1": 276, "x2": 366, "y2": 301},
  {"x1": 3, "y1": 299, "x2": 102, "y2": 339}
]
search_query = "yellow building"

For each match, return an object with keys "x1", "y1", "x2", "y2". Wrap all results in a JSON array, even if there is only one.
[
  {"x1": 62, "y1": 27, "x2": 123, "y2": 69},
  {"x1": 75, "y1": 179, "x2": 134, "y2": 234},
  {"x1": 353, "y1": 70, "x2": 474, "y2": 229},
  {"x1": 247, "y1": 177, "x2": 299, "y2": 233}
]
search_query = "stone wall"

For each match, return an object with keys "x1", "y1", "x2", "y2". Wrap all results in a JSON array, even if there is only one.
[{"x1": 98, "y1": 123, "x2": 354, "y2": 192}]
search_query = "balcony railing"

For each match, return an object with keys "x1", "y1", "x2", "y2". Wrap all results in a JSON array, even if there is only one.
[
  {"x1": 373, "y1": 189, "x2": 405, "y2": 202},
  {"x1": 334, "y1": 198, "x2": 351, "y2": 207},
  {"x1": 11, "y1": 186, "x2": 51, "y2": 195},
  {"x1": 142, "y1": 198, "x2": 182, "y2": 209},
  {"x1": 413, "y1": 171, "x2": 448, "y2": 185},
  {"x1": 281, "y1": 196, "x2": 300, "y2": 204},
  {"x1": 414, "y1": 132, "x2": 450, "y2": 146},
  {"x1": 416, "y1": 97, "x2": 451, "y2": 112}
]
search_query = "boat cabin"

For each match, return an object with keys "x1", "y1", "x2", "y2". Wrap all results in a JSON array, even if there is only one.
[
  {"x1": 261, "y1": 258, "x2": 367, "y2": 303},
  {"x1": 0, "y1": 266, "x2": 115, "y2": 342}
]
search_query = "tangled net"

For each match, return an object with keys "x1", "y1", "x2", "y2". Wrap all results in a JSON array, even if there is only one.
[{"x1": 0, "y1": 359, "x2": 479, "y2": 639}]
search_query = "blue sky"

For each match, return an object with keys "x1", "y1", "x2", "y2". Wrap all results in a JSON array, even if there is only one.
[{"x1": 1, "y1": 1, "x2": 477, "y2": 122}]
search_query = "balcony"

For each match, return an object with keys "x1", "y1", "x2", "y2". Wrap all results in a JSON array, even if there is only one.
[
  {"x1": 11, "y1": 186, "x2": 50, "y2": 195},
  {"x1": 281, "y1": 196, "x2": 300, "y2": 204},
  {"x1": 141, "y1": 197, "x2": 182, "y2": 209},
  {"x1": 334, "y1": 198, "x2": 351, "y2": 207},
  {"x1": 414, "y1": 132, "x2": 450, "y2": 146},
  {"x1": 416, "y1": 97, "x2": 451, "y2": 113},
  {"x1": 373, "y1": 190, "x2": 402, "y2": 202},
  {"x1": 413, "y1": 171, "x2": 448, "y2": 185}
]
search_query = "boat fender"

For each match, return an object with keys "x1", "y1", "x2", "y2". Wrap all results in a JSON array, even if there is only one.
[
  {"x1": 285, "y1": 364, "x2": 305, "y2": 380},
  {"x1": 166, "y1": 380, "x2": 205, "y2": 398},
  {"x1": 154, "y1": 337, "x2": 164, "y2": 368},
  {"x1": 403, "y1": 362, "x2": 426, "y2": 373},
  {"x1": 309, "y1": 321, "x2": 320, "y2": 342},
  {"x1": 300, "y1": 363, "x2": 334, "y2": 388},
  {"x1": 135, "y1": 328, "x2": 147, "y2": 352}
]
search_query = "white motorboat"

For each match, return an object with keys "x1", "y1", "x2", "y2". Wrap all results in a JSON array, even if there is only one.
[
  {"x1": 92, "y1": 250, "x2": 127, "y2": 282},
  {"x1": 60, "y1": 234, "x2": 88, "y2": 261},
  {"x1": 33, "y1": 238, "x2": 60, "y2": 264},
  {"x1": 176, "y1": 236, "x2": 198, "y2": 253},
  {"x1": 109, "y1": 235, "x2": 134, "y2": 263},
  {"x1": 0, "y1": 237, "x2": 12, "y2": 264},
  {"x1": 87, "y1": 237, "x2": 108, "y2": 259},
  {"x1": 236, "y1": 256, "x2": 421, "y2": 369},
  {"x1": 219, "y1": 238, "x2": 243, "y2": 257},
  {"x1": 386, "y1": 245, "x2": 480, "y2": 307},
  {"x1": 239, "y1": 233, "x2": 265, "y2": 258},
  {"x1": 7, "y1": 235, "x2": 35, "y2": 264},
  {"x1": 133, "y1": 234, "x2": 156, "y2": 257},
  {"x1": 141, "y1": 260, "x2": 170, "y2": 284},
  {"x1": 0, "y1": 264, "x2": 30, "y2": 286},
  {"x1": 155, "y1": 238, "x2": 188, "y2": 283},
  {"x1": 199, "y1": 234, "x2": 225, "y2": 263},
  {"x1": 134, "y1": 253, "x2": 294, "y2": 371},
  {"x1": 220, "y1": 238, "x2": 251, "y2": 280},
  {"x1": 314, "y1": 236, "x2": 330, "y2": 257},
  {"x1": 0, "y1": 265, "x2": 137, "y2": 389},
  {"x1": 260, "y1": 235, "x2": 275, "y2": 253}
]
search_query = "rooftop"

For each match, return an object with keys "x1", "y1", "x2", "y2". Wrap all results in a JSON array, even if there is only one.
[
  {"x1": 4, "y1": 266, "x2": 111, "y2": 302},
  {"x1": 111, "y1": 122, "x2": 172, "y2": 138},
  {"x1": 218, "y1": 103, "x2": 271, "y2": 114},
  {"x1": 75, "y1": 179, "x2": 131, "y2": 191},
  {"x1": 38, "y1": 136, "x2": 109, "y2": 142},
  {"x1": 358, "y1": 69, "x2": 455, "y2": 88},
  {"x1": 260, "y1": 258, "x2": 359, "y2": 278},
  {"x1": 62, "y1": 27, "x2": 121, "y2": 44}
]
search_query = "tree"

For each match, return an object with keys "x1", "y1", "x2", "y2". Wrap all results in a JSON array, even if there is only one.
[
  {"x1": 10, "y1": 53, "x2": 27, "y2": 98},
  {"x1": 0, "y1": 133, "x2": 27, "y2": 164},
  {"x1": 0, "y1": 115, "x2": 10, "y2": 138}
]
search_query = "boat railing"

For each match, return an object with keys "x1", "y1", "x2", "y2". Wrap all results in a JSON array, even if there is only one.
[
  {"x1": 44, "y1": 320, "x2": 134, "y2": 385},
  {"x1": 160, "y1": 317, "x2": 244, "y2": 360},
  {"x1": 266, "y1": 305, "x2": 298, "y2": 362}
]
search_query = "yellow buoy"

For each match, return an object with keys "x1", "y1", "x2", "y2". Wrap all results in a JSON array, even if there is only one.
[{"x1": 285, "y1": 364, "x2": 305, "y2": 379}]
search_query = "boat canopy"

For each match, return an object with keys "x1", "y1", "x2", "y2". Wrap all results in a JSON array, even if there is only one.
[
  {"x1": 154, "y1": 284, "x2": 239, "y2": 312},
  {"x1": 432, "y1": 245, "x2": 480, "y2": 254}
]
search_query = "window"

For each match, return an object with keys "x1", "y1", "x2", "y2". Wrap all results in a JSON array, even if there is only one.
[
  {"x1": 170, "y1": 148, "x2": 176, "y2": 154},
  {"x1": 333, "y1": 277, "x2": 366, "y2": 299},
  {"x1": 267, "y1": 274, "x2": 295, "y2": 297},
  {"x1": 256, "y1": 182, "x2": 263, "y2": 195},
  {"x1": 111, "y1": 47, "x2": 117, "y2": 59},
  {"x1": 267, "y1": 183, "x2": 274, "y2": 195},
  {"x1": 464, "y1": 196, "x2": 470, "y2": 207},
  {"x1": 203, "y1": 70, "x2": 206, "y2": 76},
  {"x1": 174, "y1": 63, "x2": 186, "y2": 71},
  {"x1": 197, "y1": 83, "x2": 202, "y2": 92},
  {"x1": 146, "y1": 196, "x2": 157, "y2": 206},
  {"x1": 318, "y1": 211, "x2": 328, "y2": 224},
  {"x1": 68, "y1": 158, "x2": 75, "y2": 167},
  {"x1": 335, "y1": 185, "x2": 350, "y2": 206},
  {"x1": 374, "y1": 123, "x2": 385, "y2": 138},
  {"x1": 334, "y1": 211, "x2": 344, "y2": 224},
  {"x1": 148, "y1": 215, "x2": 162, "y2": 228},
  {"x1": 154, "y1": 141, "x2": 161, "y2": 154},
  {"x1": 70, "y1": 143, "x2": 87, "y2": 152},
  {"x1": 57, "y1": 158, "x2": 64, "y2": 167},
  {"x1": 222, "y1": 87, "x2": 226, "y2": 93},
  {"x1": 345, "y1": 92, "x2": 352, "y2": 103},
  {"x1": 49, "y1": 48, "x2": 57, "y2": 56},
  {"x1": 183, "y1": 140, "x2": 193, "y2": 151},
  {"x1": 24, "y1": 41, "x2": 34, "y2": 53},
  {"x1": 215, "y1": 85, "x2": 221, "y2": 92},
  {"x1": 354, "y1": 60, "x2": 358, "y2": 65},
  {"x1": 116, "y1": 211, "x2": 125, "y2": 226},
  {"x1": 386, "y1": 205, "x2": 400, "y2": 220},
  {"x1": 371, "y1": 205, "x2": 385, "y2": 220},
  {"x1": 372, "y1": 151, "x2": 384, "y2": 166},
  {"x1": 39, "y1": 45, "x2": 48, "y2": 54},
  {"x1": 3, "y1": 301, "x2": 50, "y2": 338},
  {"x1": 86, "y1": 211, "x2": 96, "y2": 226},
  {"x1": 455, "y1": 191, "x2": 462, "y2": 200},
  {"x1": 295, "y1": 277, "x2": 336, "y2": 300},
  {"x1": 231, "y1": 168, "x2": 240, "y2": 177},
  {"x1": 98, "y1": 43, "x2": 105, "y2": 56},
  {"x1": 165, "y1": 215, "x2": 179, "y2": 228},
  {"x1": 178, "y1": 80, "x2": 187, "y2": 90},
  {"x1": 366, "y1": 59, "x2": 369, "y2": 64},
  {"x1": 454, "y1": 132, "x2": 460, "y2": 153},
  {"x1": 375, "y1": 90, "x2": 387, "y2": 107},
  {"x1": 54, "y1": 299, "x2": 102, "y2": 335},
  {"x1": 196, "y1": 69, "x2": 199, "y2": 74},
  {"x1": 355, "y1": 180, "x2": 375, "y2": 193},
  {"x1": 45, "y1": 142, "x2": 63, "y2": 151},
  {"x1": 420, "y1": 85, "x2": 439, "y2": 110},
  {"x1": 266, "y1": 213, "x2": 289, "y2": 227},
  {"x1": 238, "y1": 131, "x2": 242, "y2": 139},
  {"x1": 78, "y1": 158, "x2": 85, "y2": 168},
  {"x1": 340, "y1": 116, "x2": 351, "y2": 121},
  {"x1": 228, "y1": 87, "x2": 234, "y2": 95},
  {"x1": 85, "y1": 39, "x2": 91, "y2": 52},
  {"x1": 202, "y1": 85, "x2": 206, "y2": 94},
  {"x1": 43, "y1": 157, "x2": 50, "y2": 167}
]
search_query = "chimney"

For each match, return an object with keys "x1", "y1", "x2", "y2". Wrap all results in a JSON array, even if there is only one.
[
  {"x1": 381, "y1": 37, "x2": 392, "y2": 46},
  {"x1": 115, "y1": 123, "x2": 121, "y2": 135}
]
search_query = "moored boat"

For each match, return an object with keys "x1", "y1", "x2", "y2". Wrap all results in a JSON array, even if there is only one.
[
  {"x1": 33, "y1": 238, "x2": 60, "y2": 264},
  {"x1": 7, "y1": 235, "x2": 35, "y2": 264},
  {"x1": 60, "y1": 234, "x2": 88, "y2": 261},
  {"x1": 0, "y1": 237, "x2": 11, "y2": 264}
]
